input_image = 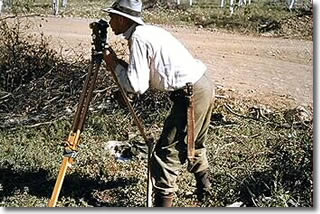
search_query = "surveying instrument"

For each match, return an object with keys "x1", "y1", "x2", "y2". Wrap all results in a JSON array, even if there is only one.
[{"x1": 48, "y1": 19, "x2": 154, "y2": 207}]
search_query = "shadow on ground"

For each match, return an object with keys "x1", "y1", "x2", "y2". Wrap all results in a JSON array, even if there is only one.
[{"x1": 0, "y1": 166, "x2": 138, "y2": 207}]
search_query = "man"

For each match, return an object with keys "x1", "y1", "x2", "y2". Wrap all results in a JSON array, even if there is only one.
[{"x1": 103, "y1": 0, "x2": 214, "y2": 207}]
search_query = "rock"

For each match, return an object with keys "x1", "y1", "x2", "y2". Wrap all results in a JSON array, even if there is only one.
[
  {"x1": 226, "y1": 201, "x2": 244, "y2": 207},
  {"x1": 284, "y1": 105, "x2": 312, "y2": 123},
  {"x1": 104, "y1": 140, "x2": 148, "y2": 161}
]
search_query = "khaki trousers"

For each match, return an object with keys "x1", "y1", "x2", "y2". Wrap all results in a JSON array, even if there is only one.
[{"x1": 151, "y1": 73, "x2": 214, "y2": 195}]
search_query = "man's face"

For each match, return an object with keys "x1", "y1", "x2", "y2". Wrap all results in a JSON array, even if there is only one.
[{"x1": 109, "y1": 13, "x2": 126, "y2": 35}]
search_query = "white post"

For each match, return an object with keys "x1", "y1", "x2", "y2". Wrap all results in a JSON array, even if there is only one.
[
  {"x1": 177, "y1": 0, "x2": 180, "y2": 5},
  {"x1": 221, "y1": 0, "x2": 225, "y2": 7},
  {"x1": 230, "y1": 0, "x2": 234, "y2": 15},
  {"x1": 289, "y1": 0, "x2": 295, "y2": 10},
  {"x1": 189, "y1": 0, "x2": 192, "y2": 6},
  {"x1": 53, "y1": 0, "x2": 59, "y2": 15},
  {"x1": 0, "y1": 0, "x2": 3, "y2": 15},
  {"x1": 62, "y1": 0, "x2": 68, "y2": 7},
  {"x1": 248, "y1": 0, "x2": 251, "y2": 5}
]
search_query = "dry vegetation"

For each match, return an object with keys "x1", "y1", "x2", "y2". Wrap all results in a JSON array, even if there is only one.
[
  {"x1": 0, "y1": 0, "x2": 314, "y2": 208},
  {"x1": 0, "y1": 0, "x2": 313, "y2": 40}
]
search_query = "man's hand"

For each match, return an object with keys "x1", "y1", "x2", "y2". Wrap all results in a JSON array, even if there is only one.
[{"x1": 103, "y1": 47, "x2": 118, "y2": 71}]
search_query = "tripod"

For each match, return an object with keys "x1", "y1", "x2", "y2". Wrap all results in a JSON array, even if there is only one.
[{"x1": 48, "y1": 19, "x2": 153, "y2": 207}]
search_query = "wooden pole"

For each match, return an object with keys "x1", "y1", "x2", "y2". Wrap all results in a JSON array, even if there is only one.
[{"x1": 48, "y1": 156, "x2": 73, "y2": 207}]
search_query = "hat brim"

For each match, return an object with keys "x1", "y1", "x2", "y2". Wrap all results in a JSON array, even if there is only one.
[{"x1": 102, "y1": 8, "x2": 144, "y2": 25}]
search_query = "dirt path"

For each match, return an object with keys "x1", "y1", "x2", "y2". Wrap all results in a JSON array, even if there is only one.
[{"x1": 28, "y1": 16, "x2": 313, "y2": 107}]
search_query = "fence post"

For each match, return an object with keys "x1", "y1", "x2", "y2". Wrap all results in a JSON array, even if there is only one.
[
  {"x1": 62, "y1": 0, "x2": 68, "y2": 7},
  {"x1": 53, "y1": 0, "x2": 59, "y2": 15},
  {"x1": 0, "y1": 0, "x2": 3, "y2": 15},
  {"x1": 230, "y1": 0, "x2": 234, "y2": 15},
  {"x1": 177, "y1": 0, "x2": 180, "y2": 5},
  {"x1": 239, "y1": 0, "x2": 246, "y2": 6},
  {"x1": 289, "y1": 0, "x2": 295, "y2": 10},
  {"x1": 221, "y1": 0, "x2": 225, "y2": 8}
]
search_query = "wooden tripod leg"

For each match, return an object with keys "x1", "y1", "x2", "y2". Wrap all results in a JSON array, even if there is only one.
[
  {"x1": 48, "y1": 157, "x2": 71, "y2": 207},
  {"x1": 47, "y1": 62, "x2": 99, "y2": 207},
  {"x1": 48, "y1": 130, "x2": 81, "y2": 207},
  {"x1": 48, "y1": 20, "x2": 108, "y2": 208},
  {"x1": 147, "y1": 143, "x2": 153, "y2": 207},
  {"x1": 105, "y1": 47, "x2": 154, "y2": 207}
]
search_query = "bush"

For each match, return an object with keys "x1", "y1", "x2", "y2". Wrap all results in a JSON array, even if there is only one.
[{"x1": 0, "y1": 19, "x2": 58, "y2": 92}]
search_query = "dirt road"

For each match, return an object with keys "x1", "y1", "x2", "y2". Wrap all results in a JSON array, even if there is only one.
[{"x1": 28, "y1": 16, "x2": 313, "y2": 107}]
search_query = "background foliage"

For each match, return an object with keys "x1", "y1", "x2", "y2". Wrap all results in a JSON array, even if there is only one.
[{"x1": 0, "y1": 0, "x2": 313, "y2": 40}]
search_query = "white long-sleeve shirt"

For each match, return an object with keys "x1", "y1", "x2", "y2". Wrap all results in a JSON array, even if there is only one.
[{"x1": 114, "y1": 24, "x2": 207, "y2": 94}]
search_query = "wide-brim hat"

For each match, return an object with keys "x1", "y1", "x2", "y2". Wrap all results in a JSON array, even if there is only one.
[{"x1": 102, "y1": 0, "x2": 144, "y2": 25}]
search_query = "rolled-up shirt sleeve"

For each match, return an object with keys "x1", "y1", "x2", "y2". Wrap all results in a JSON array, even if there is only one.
[{"x1": 114, "y1": 37, "x2": 150, "y2": 94}]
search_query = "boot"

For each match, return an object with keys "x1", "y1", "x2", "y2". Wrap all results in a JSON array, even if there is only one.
[
  {"x1": 194, "y1": 170, "x2": 211, "y2": 202},
  {"x1": 154, "y1": 192, "x2": 174, "y2": 207}
]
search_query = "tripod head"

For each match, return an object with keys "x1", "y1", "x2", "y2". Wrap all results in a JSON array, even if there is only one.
[{"x1": 89, "y1": 19, "x2": 109, "y2": 63}]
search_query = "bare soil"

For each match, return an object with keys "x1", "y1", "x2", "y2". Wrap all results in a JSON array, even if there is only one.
[{"x1": 28, "y1": 16, "x2": 313, "y2": 109}]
